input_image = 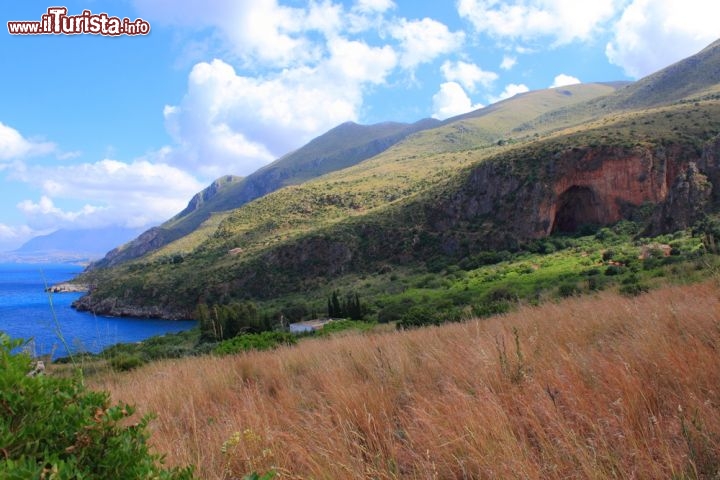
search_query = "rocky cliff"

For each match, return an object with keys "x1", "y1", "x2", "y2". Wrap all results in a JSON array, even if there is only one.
[{"x1": 426, "y1": 137, "x2": 718, "y2": 249}]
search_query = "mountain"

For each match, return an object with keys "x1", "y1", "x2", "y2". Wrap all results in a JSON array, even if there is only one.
[
  {"x1": 2, "y1": 226, "x2": 147, "y2": 263},
  {"x1": 610, "y1": 38, "x2": 720, "y2": 109},
  {"x1": 89, "y1": 119, "x2": 440, "y2": 269},
  {"x1": 90, "y1": 83, "x2": 625, "y2": 271},
  {"x1": 90, "y1": 175, "x2": 244, "y2": 269},
  {"x1": 517, "y1": 39, "x2": 720, "y2": 135},
  {"x1": 72, "y1": 39, "x2": 720, "y2": 319}
]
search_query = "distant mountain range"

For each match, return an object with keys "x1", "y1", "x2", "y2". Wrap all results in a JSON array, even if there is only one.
[
  {"x1": 72, "y1": 38, "x2": 720, "y2": 319},
  {"x1": 1, "y1": 226, "x2": 147, "y2": 264}
]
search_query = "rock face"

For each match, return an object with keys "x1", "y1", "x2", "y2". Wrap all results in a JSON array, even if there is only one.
[
  {"x1": 72, "y1": 294, "x2": 189, "y2": 320},
  {"x1": 46, "y1": 282, "x2": 88, "y2": 293},
  {"x1": 539, "y1": 146, "x2": 682, "y2": 235},
  {"x1": 429, "y1": 139, "x2": 719, "y2": 246}
]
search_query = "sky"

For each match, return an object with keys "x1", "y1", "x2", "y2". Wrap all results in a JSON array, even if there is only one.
[{"x1": 0, "y1": 0, "x2": 718, "y2": 251}]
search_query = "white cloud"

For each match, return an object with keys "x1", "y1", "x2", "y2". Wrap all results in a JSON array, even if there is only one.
[
  {"x1": 500, "y1": 55, "x2": 517, "y2": 70},
  {"x1": 134, "y1": 0, "x2": 318, "y2": 68},
  {"x1": 432, "y1": 82, "x2": 484, "y2": 120},
  {"x1": 0, "y1": 223, "x2": 35, "y2": 251},
  {"x1": 164, "y1": 46, "x2": 396, "y2": 178},
  {"x1": 135, "y1": 1, "x2": 408, "y2": 178},
  {"x1": 606, "y1": 0, "x2": 720, "y2": 78},
  {"x1": 550, "y1": 73, "x2": 581, "y2": 88},
  {"x1": 488, "y1": 83, "x2": 530, "y2": 104},
  {"x1": 390, "y1": 18, "x2": 465, "y2": 68},
  {"x1": 0, "y1": 122, "x2": 55, "y2": 161},
  {"x1": 457, "y1": 0, "x2": 619, "y2": 45},
  {"x1": 325, "y1": 38, "x2": 398, "y2": 84},
  {"x1": 440, "y1": 60, "x2": 498, "y2": 92},
  {"x1": 15, "y1": 159, "x2": 204, "y2": 230},
  {"x1": 354, "y1": 0, "x2": 395, "y2": 13},
  {"x1": 17, "y1": 196, "x2": 101, "y2": 226}
]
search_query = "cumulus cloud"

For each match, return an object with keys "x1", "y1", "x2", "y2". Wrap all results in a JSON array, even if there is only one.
[
  {"x1": 0, "y1": 122, "x2": 55, "y2": 162},
  {"x1": 134, "y1": 1, "x2": 413, "y2": 177},
  {"x1": 500, "y1": 55, "x2": 517, "y2": 70},
  {"x1": 440, "y1": 60, "x2": 498, "y2": 92},
  {"x1": 550, "y1": 73, "x2": 581, "y2": 88},
  {"x1": 432, "y1": 82, "x2": 483, "y2": 120},
  {"x1": 164, "y1": 45, "x2": 396, "y2": 178},
  {"x1": 15, "y1": 159, "x2": 204, "y2": 230},
  {"x1": 457, "y1": 0, "x2": 618, "y2": 45},
  {"x1": 390, "y1": 18, "x2": 465, "y2": 68},
  {"x1": 488, "y1": 83, "x2": 530, "y2": 104},
  {"x1": 17, "y1": 196, "x2": 101, "y2": 227},
  {"x1": 606, "y1": 0, "x2": 720, "y2": 78},
  {"x1": 134, "y1": 0, "x2": 320, "y2": 68}
]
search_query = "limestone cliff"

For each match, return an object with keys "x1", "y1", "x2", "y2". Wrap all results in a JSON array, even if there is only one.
[{"x1": 427, "y1": 137, "x2": 719, "y2": 247}]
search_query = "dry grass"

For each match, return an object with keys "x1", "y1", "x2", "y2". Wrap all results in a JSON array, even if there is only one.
[{"x1": 91, "y1": 282, "x2": 720, "y2": 479}]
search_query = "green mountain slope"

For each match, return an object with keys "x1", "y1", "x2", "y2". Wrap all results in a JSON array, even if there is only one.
[
  {"x1": 90, "y1": 119, "x2": 439, "y2": 268},
  {"x1": 611, "y1": 38, "x2": 720, "y2": 109},
  {"x1": 73, "y1": 39, "x2": 720, "y2": 320},
  {"x1": 517, "y1": 39, "x2": 720, "y2": 135}
]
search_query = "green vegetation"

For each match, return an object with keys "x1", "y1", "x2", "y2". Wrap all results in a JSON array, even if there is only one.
[
  {"x1": 327, "y1": 290, "x2": 365, "y2": 319},
  {"x1": 0, "y1": 334, "x2": 194, "y2": 479},
  {"x1": 213, "y1": 332, "x2": 296, "y2": 356},
  {"x1": 316, "y1": 319, "x2": 377, "y2": 336},
  {"x1": 196, "y1": 301, "x2": 273, "y2": 342},
  {"x1": 63, "y1": 218, "x2": 720, "y2": 372}
]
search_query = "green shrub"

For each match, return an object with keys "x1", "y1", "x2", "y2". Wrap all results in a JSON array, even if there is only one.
[
  {"x1": 109, "y1": 354, "x2": 145, "y2": 372},
  {"x1": 619, "y1": 282, "x2": 649, "y2": 297},
  {"x1": 397, "y1": 306, "x2": 440, "y2": 329},
  {"x1": 213, "y1": 331, "x2": 296, "y2": 356},
  {"x1": 558, "y1": 283, "x2": 581, "y2": 298},
  {"x1": 317, "y1": 320, "x2": 376, "y2": 336},
  {"x1": 605, "y1": 265, "x2": 623, "y2": 276},
  {"x1": 377, "y1": 300, "x2": 414, "y2": 324},
  {"x1": 0, "y1": 333, "x2": 194, "y2": 479}
]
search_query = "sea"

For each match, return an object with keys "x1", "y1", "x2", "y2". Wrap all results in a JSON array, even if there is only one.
[{"x1": 0, "y1": 263, "x2": 196, "y2": 360}]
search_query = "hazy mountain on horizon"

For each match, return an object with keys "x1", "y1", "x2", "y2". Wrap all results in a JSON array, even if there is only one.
[{"x1": 4, "y1": 226, "x2": 148, "y2": 262}]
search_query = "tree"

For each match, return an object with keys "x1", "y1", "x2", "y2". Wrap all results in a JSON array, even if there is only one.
[
  {"x1": 328, "y1": 290, "x2": 342, "y2": 318},
  {"x1": 197, "y1": 303, "x2": 221, "y2": 343}
]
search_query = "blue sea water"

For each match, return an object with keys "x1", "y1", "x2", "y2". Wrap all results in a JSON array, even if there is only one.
[{"x1": 0, "y1": 263, "x2": 196, "y2": 359}]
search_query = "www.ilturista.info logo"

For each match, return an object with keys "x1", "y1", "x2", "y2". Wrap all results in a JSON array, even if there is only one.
[{"x1": 7, "y1": 7, "x2": 150, "y2": 36}]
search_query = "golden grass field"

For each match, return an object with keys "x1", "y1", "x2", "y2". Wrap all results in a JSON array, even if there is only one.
[{"x1": 91, "y1": 281, "x2": 720, "y2": 479}]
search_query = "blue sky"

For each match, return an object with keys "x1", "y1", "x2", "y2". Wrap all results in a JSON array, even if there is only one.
[{"x1": 0, "y1": 0, "x2": 718, "y2": 250}]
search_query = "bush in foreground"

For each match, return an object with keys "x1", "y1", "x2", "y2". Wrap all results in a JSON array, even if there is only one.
[{"x1": 0, "y1": 333, "x2": 194, "y2": 479}]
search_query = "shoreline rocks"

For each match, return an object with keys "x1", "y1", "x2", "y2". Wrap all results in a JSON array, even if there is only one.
[{"x1": 45, "y1": 282, "x2": 89, "y2": 293}]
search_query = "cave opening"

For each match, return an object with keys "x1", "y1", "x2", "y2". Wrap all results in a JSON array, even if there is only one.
[{"x1": 552, "y1": 186, "x2": 604, "y2": 234}]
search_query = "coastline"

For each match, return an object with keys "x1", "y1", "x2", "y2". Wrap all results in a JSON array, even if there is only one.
[{"x1": 45, "y1": 282, "x2": 89, "y2": 293}]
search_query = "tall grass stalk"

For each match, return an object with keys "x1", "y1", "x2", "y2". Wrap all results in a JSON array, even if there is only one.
[{"x1": 41, "y1": 269, "x2": 77, "y2": 371}]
